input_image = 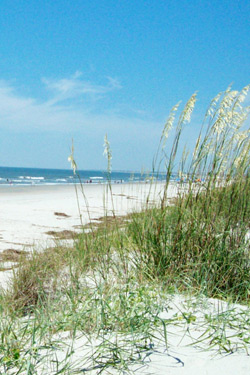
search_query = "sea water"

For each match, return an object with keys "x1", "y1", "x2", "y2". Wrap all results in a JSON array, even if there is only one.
[{"x1": 0, "y1": 166, "x2": 170, "y2": 186}]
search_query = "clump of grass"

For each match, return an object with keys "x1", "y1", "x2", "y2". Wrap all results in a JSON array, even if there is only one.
[
  {"x1": 3, "y1": 245, "x2": 73, "y2": 314},
  {"x1": 128, "y1": 84, "x2": 250, "y2": 302}
]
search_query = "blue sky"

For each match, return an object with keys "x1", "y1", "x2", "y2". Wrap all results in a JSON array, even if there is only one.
[{"x1": 0, "y1": 0, "x2": 249, "y2": 171}]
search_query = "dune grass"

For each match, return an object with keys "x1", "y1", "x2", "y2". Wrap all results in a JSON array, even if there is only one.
[
  {"x1": 128, "y1": 177, "x2": 250, "y2": 301},
  {"x1": 0, "y1": 85, "x2": 250, "y2": 373}
]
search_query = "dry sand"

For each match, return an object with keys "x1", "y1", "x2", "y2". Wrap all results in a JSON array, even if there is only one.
[
  {"x1": 0, "y1": 182, "x2": 169, "y2": 253},
  {"x1": 41, "y1": 294, "x2": 249, "y2": 375}
]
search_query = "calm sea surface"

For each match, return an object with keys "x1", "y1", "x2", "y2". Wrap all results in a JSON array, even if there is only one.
[{"x1": 0, "y1": 166, "x2": 170, "y2": 186}]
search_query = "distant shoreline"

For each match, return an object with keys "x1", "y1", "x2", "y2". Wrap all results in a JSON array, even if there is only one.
[{"x1": 0, "y1": 180, "x2": 167, "y2": 193}]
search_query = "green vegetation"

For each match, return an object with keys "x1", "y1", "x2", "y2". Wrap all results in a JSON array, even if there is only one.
[
  {"x1": 0, "y1": 85, "x2": 250, "y2": 373},
  {"x1": 129, "y1": 178, "x2": 250, "y2": 301}
]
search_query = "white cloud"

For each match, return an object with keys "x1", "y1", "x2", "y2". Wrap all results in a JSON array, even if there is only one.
[
  {"x1": 0, "y1": 75, "x2": 165, "y2": 169},
  {"x1": 0, "y1": 75, "x2": 161, "y2": 140},
  {"x1": 42, "y1": 71, "x2": 122, "y2": 105}
]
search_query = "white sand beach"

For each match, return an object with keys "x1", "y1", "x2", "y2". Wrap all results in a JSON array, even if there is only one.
[
  {"x1": 0, "y1": 182, "x2": 169, "y2": 253},
  {"x1": 0, "y1": 182, "x2": 249, "y2": 375}
]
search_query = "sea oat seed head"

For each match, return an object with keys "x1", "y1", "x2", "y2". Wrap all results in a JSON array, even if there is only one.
[
  {"x1": 103, "y1": 134, "x2": 112, "y2": 173},
  {"x1": 68, "y1": 140, "x2": 77, "y2": 174},
  {"x1": 182, "y1": 92, "x2": 197, "y2": 123},
  {"x1": 162, "y1": 101, "x2": 181, "y2": 144}
]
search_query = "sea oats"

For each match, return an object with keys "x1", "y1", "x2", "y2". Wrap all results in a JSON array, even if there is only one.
[
  {"x1": 206, "y1": 92, "x2": 223, "y2": 118},
  {"x1": 213, "y1": 118, "x2": 226, "y2": 135},
  {"x1": 204, "y1": 140, "x2": 214, "y2": 153},
  {"x1": 161, "y1": 101, "x2": 181, "y2": 145},
  {"x1": 193, "y1": 135, "x2": 201, "y2": 158},
  {"x1": 68, "y1": 140, "x2": 77, "y2": 174},
  {"x1": 237, "y1": 84, "x2": 250, "y2": 104},
  {"x1": 234, "y1": 130, "x2": 249, "y2": 143},
  {"x1": 103, "y1": 133, "x2": 112, "y2": 174},
  {"x1": 234, "y1": 140, "x2": 250, "y2": 170},
  {"x1": 182, "y1": 92, "x2": 197, "y2": 123}
]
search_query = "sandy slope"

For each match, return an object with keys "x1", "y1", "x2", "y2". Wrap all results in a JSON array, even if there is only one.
[
  {"x1": 0, "y1": 182, "x2": 249, "y2": 374},
  {"x1": 20, "y1": 294, "x2": 250, "y2": 375}
]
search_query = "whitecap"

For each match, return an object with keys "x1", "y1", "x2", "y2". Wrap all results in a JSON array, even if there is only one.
[{"x1": 26, "y1": 176, "x2": 45, "y2": 180}]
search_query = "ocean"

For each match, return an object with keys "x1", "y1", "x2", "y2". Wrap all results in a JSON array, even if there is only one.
[{"x1": 0, "y1": 166, "x2": 169, "y2": 186}]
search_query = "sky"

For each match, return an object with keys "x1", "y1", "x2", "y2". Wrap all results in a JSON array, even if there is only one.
[{"x1": 0, "y1": 0, "x2": 249, "y2": 171}]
